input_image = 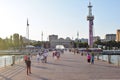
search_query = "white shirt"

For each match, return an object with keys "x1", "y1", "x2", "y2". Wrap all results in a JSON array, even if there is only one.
[{"x1": 36, "y1": 54, "x2": 40, "y2": 58}]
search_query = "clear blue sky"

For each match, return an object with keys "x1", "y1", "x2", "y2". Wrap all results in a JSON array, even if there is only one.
[{"x1": 0, "y1": 0, "x2": 120, "y2": 41}]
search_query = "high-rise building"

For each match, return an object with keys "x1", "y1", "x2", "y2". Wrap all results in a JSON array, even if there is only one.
[
  {"x1": 105, "y1": 34, "x2": 116, "y2": 41},
  {"x1": 93, "y1": 36, "x2": 100, "y2": 42},
  {"x1": 49, "y1": 35, "x2": 72, "y2": 48},
  {"x1": 116, "y1": 29, "x2": 120, "y2": 41},
  {"x1": 49, "y1": 35, "x2": 58, "y2": 41}
]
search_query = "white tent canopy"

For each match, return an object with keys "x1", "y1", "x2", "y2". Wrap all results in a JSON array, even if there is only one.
[
  {"x1": 56, "y1": 45, "x2": 65, "y2": 49},
  {"x1": 26, "y1": 45, "x2": 35, "y2": 48}
]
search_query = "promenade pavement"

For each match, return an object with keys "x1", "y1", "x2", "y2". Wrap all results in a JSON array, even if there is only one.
[{"x1": 0, "y1": 51, "x2": 120, "y2": 80}]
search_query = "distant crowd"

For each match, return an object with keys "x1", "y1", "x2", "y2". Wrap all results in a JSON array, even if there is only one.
[{"x1": 23, "y1": 48, "x2": 95, "y2": 75}]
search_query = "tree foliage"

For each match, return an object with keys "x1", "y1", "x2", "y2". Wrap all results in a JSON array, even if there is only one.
[
  {"x1": 73, "y1": 42, "x2": 88, "y2": 48},
  {"x1": 94, "y1": 40, "x2": 120, "y2": 49},
  {"x1": 0, "y1": 33, "x2": 25, "y2": 50}
]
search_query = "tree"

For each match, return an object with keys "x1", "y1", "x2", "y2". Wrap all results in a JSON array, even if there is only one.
[
  {"x1": 116, "y1": 41, "x2": 120, "y2": 48},
  {"x1": 9, "y1": 35, "x2": 13, "y2": 48},
  {"x1": 73, "y1": 41, "x2": 88, "y2": 48},
  {"x1": 94, "y1": 39, "x2": 102, "y2": 45},
  {"x1": 4, "y1": 37, "x2": 10, "y2": 49},
  {"x1": 13, "y1": 33, "x2": 20, "y2": 49},
  {"x1": 0, "y1": 33, "x2": 26, "y2": 50},
  {"x1": 33, "y1": 41, "x2": 42, "y2": 47},
  {"x1": 19, "y1": 35, "x2": 24, "y2": 48}
]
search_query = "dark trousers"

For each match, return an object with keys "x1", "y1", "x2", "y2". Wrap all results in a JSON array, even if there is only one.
[
  {"x1": 27, "y1": 66, "x2": 31, "y2": 75},
  {"x1": 26, "y1": 61, "x2": 31, "y2": 75},
  {"x1": 87, "y1": 59, "x2": 91, "y2": 63}
]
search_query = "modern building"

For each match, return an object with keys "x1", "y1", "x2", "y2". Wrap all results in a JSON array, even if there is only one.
[
  {"x1": 116, "y1": 29, "x2": 120, "y2": 42},
  {"x1": 49, "y1": 35, "x2": 73, "y2": 48},
  {"x1": 93, "y1": 36, "x2": 100, "y2": 42},
  {"x1": 105, "y1": 34, "x2": 116, "y2": 41},
  {"x1": 49, "y1": 35, "x2": 58, "y2": 41},
  {"x1": 101, "y1": 39, "x2": 106, "y2": 42}
]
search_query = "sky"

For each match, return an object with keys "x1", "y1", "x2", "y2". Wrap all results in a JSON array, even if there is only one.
[{"x1": 0, "y1": 0, "x2": 120, "y2": 41}]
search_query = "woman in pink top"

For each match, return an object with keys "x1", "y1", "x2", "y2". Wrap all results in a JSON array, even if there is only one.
[{"x1": 87, "y1": 53, "x2": 91, "y2": 63}]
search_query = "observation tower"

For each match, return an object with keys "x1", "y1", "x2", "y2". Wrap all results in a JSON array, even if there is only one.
[{"x1": 87, "y1": 1, "x2": 94, "y2": 48}]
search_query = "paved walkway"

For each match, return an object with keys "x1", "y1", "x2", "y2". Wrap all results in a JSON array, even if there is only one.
[{"x1": 0, "y1": 51, "x2": 120, "y2": 80}]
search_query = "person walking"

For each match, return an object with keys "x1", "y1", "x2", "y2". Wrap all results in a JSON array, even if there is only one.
[
  {"x1": 52, "y1": 50, "x2": 56, "y2": 58},
  {"x1": 42, "y1": 50, "x2": 48, "y2": 63},
  {"x1": 91, "y1": 52, "x2": 95, "y2": 64},
  {"x1": 26, "y1": 57, "x2": 31, "y2": 75},
  {"x1": 56, "y1": 51, "x2": 60, "y2": 60},
  {"x1": 25, "y1": 54, "x2": 31, "y2": 75},
  {"x1": 36, "y1": 53, "x2": 40, "y2": 63},
  {"x1": 87, "y1": 53, "x2": 91, "y2": 63}
]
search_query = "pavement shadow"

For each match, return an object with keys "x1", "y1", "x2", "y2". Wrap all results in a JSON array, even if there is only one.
[
  {"x1": 32, "y1": 65, "x2": 48, "y2": 70},
  {"x1": 62, "y1": 59, "x2": 80, "y2": 63},
  {"x1": 46, "y1": 62, "x2": 73, "y2": 68},
  {"x1": 94, "y1": 63, "x2": 119, "y2": 69},
  {"x1": 30, "y1": 73, "x2": 50, "y2": 80},
  {"x1": 0, "y1": 65, "x2": 25, "y2": 79},
  {"x1": 15, "y1": 64, "x2": 26, "y2": 68},
  {"x1": 0, "y1": 74, "x2": 12, "y2": 80},
  {"x1": 61, "y1": 57, "x2": 74, "y2": 60}
]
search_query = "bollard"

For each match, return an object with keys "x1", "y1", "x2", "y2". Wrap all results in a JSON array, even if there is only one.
[
  {"x1": 18, "y1": 56, "x2": 21, "y2": 63},
  {"x1": 108, "y1": 55, "x2": 111, "y2": 64},
  {"x1": 97, "y1": 53, "x2": 99, "y2": 60},
  {"x1": 4, "y1": 57, "x2": 6, "y2": 67},
  {"x1": 118, "y1": 55, "x2": 120, "y2": 67},
  {"x1": 102, "y1": 55, "x2": 103, "y2": 61},
  {"x1": 11, "y1": 56, "x2": 15, "y2": 66}
]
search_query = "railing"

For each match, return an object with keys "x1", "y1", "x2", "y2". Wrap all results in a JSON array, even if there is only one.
[
  {"x1": 0, "y1": 55, "x2": 24, "y2": 68},
  {"x1": 95, "y1": 54, "x2": 120, "y2": 67},
  {"x1": 102, "y1": 50, "x2": 120, "y2": 55},
  {"x1": 78, "y1": 49, "x2": 120, "y2": 66}
]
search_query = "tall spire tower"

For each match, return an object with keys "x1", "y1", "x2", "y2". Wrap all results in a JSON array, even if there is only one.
[
  {"x1": 27, "y1": 18, "x2": 29, "y2": 40},
  {"x1": 77, "y1": 31, "x2": 79, "y2": 48},
  {"x1": 87, "y1": 1, "x2": 94, "y2": 48},
  {"x1": 41, "y1": 31, "x2": 43, "y2": 48},
  {"x1": 41, "y1": 31, "x2": 43, "y2": 42}
]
